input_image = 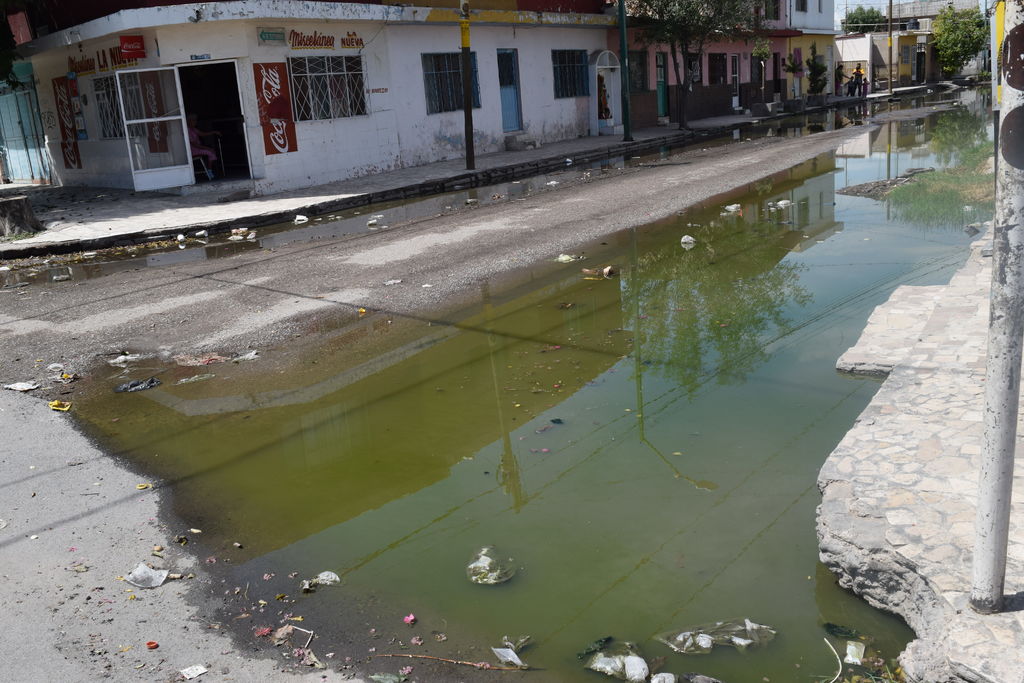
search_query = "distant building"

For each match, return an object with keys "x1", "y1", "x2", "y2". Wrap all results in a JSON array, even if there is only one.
[
  {"x1": 836, "y1": 0, "x2": 982, "y2": 92},
  {"x1": 4, "y1": 0, "x2": 617, "y2": 194}
]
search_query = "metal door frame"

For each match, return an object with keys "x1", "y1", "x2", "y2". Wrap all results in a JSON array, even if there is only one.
[{"x1": 115, "y1": 65, "x2": 194, "y2": 191}]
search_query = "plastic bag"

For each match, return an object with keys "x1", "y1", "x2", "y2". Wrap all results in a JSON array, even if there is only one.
[
  {"x1": 656, "y1": 618, "x2": 776, "y2": 655},
  {"x1": 466, "y1": 546, "x2": 516, "y2": 585},
  {"x1": 584, "y1": 641, "x2": 649, "y2": 682}
]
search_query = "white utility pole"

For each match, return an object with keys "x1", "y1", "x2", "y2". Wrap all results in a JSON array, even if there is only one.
[
  {"x1": 888, "y1": 0, "x2": 894, "y2": 94},
  {"x1": 971, "y1": 0, "x2": 1024, "y2": 615}
]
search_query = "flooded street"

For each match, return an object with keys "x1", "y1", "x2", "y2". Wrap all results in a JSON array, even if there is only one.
[{"x1": 62, "y1": 97, "x2": 991, "y2": 682}]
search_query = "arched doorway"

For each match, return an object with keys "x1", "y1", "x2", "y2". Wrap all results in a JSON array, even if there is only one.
[{"x1": 589, "y1": 50, "x2": 622, "y2": 136}]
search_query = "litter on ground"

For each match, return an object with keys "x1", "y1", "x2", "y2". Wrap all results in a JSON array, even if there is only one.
[
  {"x1": 179, "y1": 665, "x2": 208, "y2": 680},
  {"x1": 125, "y1": 562, "x2": 169, "y2": 588},
  {"x1": 114, "y1": 377, "x2": 161, "y2": 393},
  {"x1": 3, "y1": 382, "x2": 39, "y2": 392}
]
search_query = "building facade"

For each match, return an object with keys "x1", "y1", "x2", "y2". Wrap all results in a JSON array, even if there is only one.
[
  {"x1": 617, "y1": 0, "x2": 838, "y2": 126},
  {"x1": 9, "y1": 0, "x2": 615, "y2": 194}
]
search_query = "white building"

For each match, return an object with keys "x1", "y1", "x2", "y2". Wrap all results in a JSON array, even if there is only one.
[{"x1": 16, "y1": 1, "x2": 614, "y2": 195}]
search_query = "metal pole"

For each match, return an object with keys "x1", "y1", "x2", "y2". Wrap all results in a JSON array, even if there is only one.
[
  {"x1": 617, "y1": 0, "x2": 633, "y2": 141},
  {"x1": 888, "y1": 0, "x2": 894, "y2": 95},
  {"x1": 971, "y1": 0, "x2": 1024, "y2": 615},
  {"x1": 460, "y1": 2, "x2": 475, "y2": 170}
]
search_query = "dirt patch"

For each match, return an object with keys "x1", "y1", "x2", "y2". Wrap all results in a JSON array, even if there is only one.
[{"x1": 838, "y1": 167, "x2": 936, "y2": 200}]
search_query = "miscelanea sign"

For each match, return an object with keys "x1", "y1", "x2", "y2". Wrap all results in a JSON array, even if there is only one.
[
  {"x1": 252, "y1": 62, "x2": 297, "y2": 155},
  {"x1": 287, "y1": 30, "x2": 364, "y2": 50}
]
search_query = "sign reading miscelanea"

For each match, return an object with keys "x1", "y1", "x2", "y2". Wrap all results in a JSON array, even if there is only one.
[
  {"x1": 287, "y1": 29, "x2": 365, "y2": 50},
  {"x1": 52, "y1": 76, "x2": 82, "y2": 169},
  {"x1": 253, "y1": 62, "x2": 297, "y2": 155}
]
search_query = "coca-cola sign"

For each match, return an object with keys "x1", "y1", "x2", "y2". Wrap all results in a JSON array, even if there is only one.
[
  {"x1": 253, "y1": 63, "x2": 297, "y2": 155},
  {"x1": 139, "y1": 71, "x2": 168, "y2": 154},
  {"x1": 52, "y1": 77, "x2": 81, "y2": 170},
  {"x1": 120, "y1": 35, "x2": 146, "y2": 59}
]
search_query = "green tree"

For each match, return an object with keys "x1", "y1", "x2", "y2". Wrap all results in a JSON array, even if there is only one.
[
  {"x1": 933, "y1": 6, "x2": 987, "y2": 76},
  {"x1": 841, "y1": 5, "x2": 886, "y2": 33},
  {"x1": 630, "y1": 0, "x2": 762, "y2": 129},
  {"x1": 805, "y1": 42, "x2": 828, "y2": 94}
]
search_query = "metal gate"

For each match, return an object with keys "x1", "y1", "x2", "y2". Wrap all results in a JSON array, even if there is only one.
[{"x1": 0, "y1": 88, "x2": 51, "y2": 183}]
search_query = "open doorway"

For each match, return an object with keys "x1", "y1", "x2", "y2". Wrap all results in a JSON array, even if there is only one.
[{"x1": 177, "y1": 61, "x2": 250, "y2": 182}]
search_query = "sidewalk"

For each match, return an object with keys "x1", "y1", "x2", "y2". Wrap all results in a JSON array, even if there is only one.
[
  {"x1": 0, "y1": 125, "x2": 696, "y2": 259},
  {"x1": 0, "y1": 105, "x2": 842, "y2": 260},
  {"x1": 819, "y1": 227, "x2": 1024, "y2": 683}
]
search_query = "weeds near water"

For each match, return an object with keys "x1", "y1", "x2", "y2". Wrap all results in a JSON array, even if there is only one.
[{"x1": 888, "y1": 139, "x2": 994, "y2": 227}]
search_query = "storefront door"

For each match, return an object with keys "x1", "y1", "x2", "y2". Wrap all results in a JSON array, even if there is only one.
[
  {"x1": 497, "y1": 49, "x2": 522, "y2": 133},
  {"x1": 116, "y1": 67, "x2": 193, "y2": 191}
]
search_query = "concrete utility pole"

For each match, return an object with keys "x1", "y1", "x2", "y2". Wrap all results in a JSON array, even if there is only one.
[
  {"x1": 460, "y1": 2, "x2": 475, "y2": 170},
  {"x1": 971, "y1": 0, "x2": 1024, "y2": 615},
  {"x1": 617, "y1": 0, "x2": 633, "y2": 142},
  {"x1": 888, "y1": 0, "x2": 894, "y2": 94}
]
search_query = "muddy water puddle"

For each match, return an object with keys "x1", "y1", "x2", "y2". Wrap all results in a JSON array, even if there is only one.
[{"x1": 69, "y1": 102, "x2": 990, "y2": 682}]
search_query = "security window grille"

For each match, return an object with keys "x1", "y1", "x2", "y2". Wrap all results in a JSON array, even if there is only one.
[
  {"x1": 93, "y1": 76, "x2": 123, "y2": 139},
  {"x1": 552, "y1": 49, "x2": 589, "y2": 98},
  {"x1": 628, "y1": 50, "x2": 648, "y2": 92},
  {"x1": 708, "y1": 53, "x2": 728, "y2": 85},
  {"x1": 421, "y1": 52, "x2": 480, "y2": 114},
  {"x1": 686, "y1": 54, "x2": 702, "y2": 83},
  {"x1": 289, "y1": 56, "x2": 367, "y2": 122},
  {"x1": 795, "y1": 0, "x2": 807, "y2": 11},
  {"x1": 764, "y1": 0, "x2": 780, "y2": 20}
]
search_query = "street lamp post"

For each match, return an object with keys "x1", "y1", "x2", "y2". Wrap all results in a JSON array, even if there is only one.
[{"x1": 888, "y1": 0, "x2": 894, "y2": 95}]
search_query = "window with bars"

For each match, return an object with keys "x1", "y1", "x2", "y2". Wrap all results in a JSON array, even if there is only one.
[
  {"x1": 288, "y1": 56, "x2": 367, "y2": 122},
  {"x1": 421, "y1": 52, "x2": 480, "y2": 114},
  {"x1": 795, "y1": 0, "x2": 808, "y2": 11},
  {"x1": 92, "y1": 76, "x2": 124, "y2": 139},
  {"x1": 628, "y1": 50, "x2": 648, "y2": 92},
  {"x1": 763, "y1": 0, "x2": 780, "y2": 20},
  {"x1": 552, "y1": 49, "x2": 589, "y2": 98}
]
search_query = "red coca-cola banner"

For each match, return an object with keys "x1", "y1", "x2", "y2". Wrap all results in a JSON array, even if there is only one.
[
  {"x1": 52, "y1": 77, "x2": 81, "y2": 169},
  {"x1": 119, "y1": 35, "x2": 146, "y2": 59},
  {"x1": 139, "y1": 71, "x2": 168, "y2": 154},
  {"x1": 253, "y1": 62, "x2": 297, "y2": 155}
]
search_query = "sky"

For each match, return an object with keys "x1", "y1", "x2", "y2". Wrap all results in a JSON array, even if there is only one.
[{"x1": 832, "y1": 0, "x2": 988, "y2": 30}]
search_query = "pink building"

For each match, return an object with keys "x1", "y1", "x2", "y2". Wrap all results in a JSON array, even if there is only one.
[{"x1": 611, "y1": 0, "x2": 820, "y2": 126}]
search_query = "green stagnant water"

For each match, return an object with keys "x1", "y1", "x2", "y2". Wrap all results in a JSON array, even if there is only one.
[{"x1": 75, "y1": 96, "x2": 991, "y2": 682}]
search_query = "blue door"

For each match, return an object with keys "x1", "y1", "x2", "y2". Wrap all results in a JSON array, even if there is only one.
[
  {"x1": 497, "y1": 49, "x2": 522, "y2": 132},
  {"x1": 0, "y1": 88, "x2": 50, "y2": 183}
]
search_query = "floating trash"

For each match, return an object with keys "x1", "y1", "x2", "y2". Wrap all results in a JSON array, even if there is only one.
[
  {"x1": 657, "y1": 618, "x2": 776, "y2": 655},
  {"x1": 466, "y1": 546, "x2": 516, "y2": 585},
  {"x1": 583, "y1": 640, "x2": 649, "y2": 682}
]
